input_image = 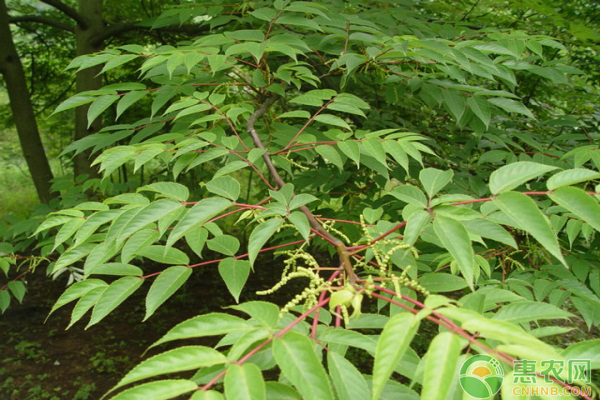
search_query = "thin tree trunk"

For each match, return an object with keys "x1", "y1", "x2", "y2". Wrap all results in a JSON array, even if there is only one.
[
  {"x1": 73, "y1": 0, "x2": 103, "y2": 178},
  {"x1": 0, "y1": 0, "x2": 55, "y2": 203}
]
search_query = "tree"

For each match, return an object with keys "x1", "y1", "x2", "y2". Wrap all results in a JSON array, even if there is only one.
[
  {"x1": 4, "y1": 0, "x2": 200, "y2": 178},
  {"x1": 1, "y1": 1, "x2": 599, "y2": 398},
  {"x1": 0, "y1": 0, "x2": 55, "y2": 203}
]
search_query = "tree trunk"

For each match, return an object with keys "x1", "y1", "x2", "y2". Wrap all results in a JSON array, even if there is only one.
[
  {"x1": 0, "y1": 0, "x2": 56, "y2": 203},
  {"x1": 73, "y1": 0, "x2": 103, "y2": 178}
]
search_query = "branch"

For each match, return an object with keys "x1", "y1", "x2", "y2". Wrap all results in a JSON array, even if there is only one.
[
  {"x1": 40, "y1": 0, "x2": 86, "y2": 28},
  {"x1": 91, "y1": 21, "x2": 211, "y2": 47},
  {"x1": 246, "y1": 95, "x2": 358, "y2": 284},
  {"x1": 9, "y1": 15, "x2": 74, "y2": 32}
]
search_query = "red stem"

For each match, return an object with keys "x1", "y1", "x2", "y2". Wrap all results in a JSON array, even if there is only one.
[
  {"x1": 347, "y1": 221, "x2": 407, "y2": 251},
  {"x1": 281, "y1": 99, "x2": 335, "y2": 152},
  {"x1": 200, "y1": 296, "x2": 331, "y2": 391},
  {"x1": 139, "y1": 239, "x2": 305, "y2": 279},
  {"x1": 311, "y1": 270, "x2": 341, "y2": 339},
  {"x1": 372, "y1": 287, "x2": 590, "y2": 398}
]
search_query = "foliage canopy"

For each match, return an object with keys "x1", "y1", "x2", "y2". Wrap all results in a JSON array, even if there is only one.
[{"x1": 1, "y1": 0, "x2": 600, "y2": 399}]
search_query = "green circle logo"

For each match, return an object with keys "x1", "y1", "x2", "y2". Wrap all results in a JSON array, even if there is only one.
[{"x1": 459, "y1": 355, "x2": 504, "y2": 398}]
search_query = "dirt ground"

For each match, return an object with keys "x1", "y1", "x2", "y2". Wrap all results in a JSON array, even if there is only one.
[{"x1": 0, "y1": 259, "x2": 289, "y2": 399}]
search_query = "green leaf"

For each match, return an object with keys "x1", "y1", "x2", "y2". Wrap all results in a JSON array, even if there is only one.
[
  {"x1": 190, "y1": 391, "x2": 224, "y2": 400},
  {"x1": 100, "y1": 54, "x2": 139, "y2": 74},
  {"x1": 224, "y1": 363, "x2": 266, "y2": 400},
  {"x1": 277, "y1": 110, "x2": 311, "y2": 119},
  {"x1": 121, "y1": 229, "x2": 160, "y2": 263},
  {"x1": 151, "y1": 313, "x2": 253, "y2": 348},
  {"x1": 0, "y1": 290, "x2": 9, "y2": 313},
  {"x1": 419, "y1": 273, "x2": 468, "y2": 293},
  {"x1": 315, "y1": 145, "x2": 344, "y2": 170},
  {"x1": 319, "y1": 328, "x2": 377, "y2": 354},
  {"x1": 489, "y1": 161, "x2": 558, "y2": 194},
  {"x1": 34, "y1": 215, "x2": 74, "y2": 235},
  {"x1": 549, "y1": 186, "x2": 600, "y2": 233},
  {"x1": 493, "y1": 301, "x2": 573, "y2": 324},
  {"x1": 361, "y1": 139, "x2": 388, "y2": 167},
  {"x1": 467, "y1": 96, "x2": 491, "y2": 128},
  {"x1": 461, "y1": 317, "x2": 552, "y2": 350},
  {"x1": 288, "y1": 194, "x2": 318, "y2": 210},
  {"x1": 433, "y1": 216, "x2": 475, "y2": 289},
  {"x1": 547, "y1": 168, "x2": 600, "y2": 190},
  {"x1": 463, "y1": 218, "x2": 518, "y2": 248},
  {"x1": 419, "y1": 168, "x2": 453, "y2": 198},
  {"x1": 144, "y1": 266, "x2": 192, "y2": 321},
  {"x1": 53, "y1": 95, "x2": 94, "y2": 115},
  {"x1": 229, "y1": 301, "x2": 280, "y2": 328},
  {"x1": 562, "y1": 339, "x2": 600, "y2": 369},
  {"x1": 49, "y1": 279, "x2": 108, "y2": 317},
  {"x1": 273, "y1": 331, "x2": 334, "y2": 400},
  {"x1": 205, "y1": 176, "x2": 241, "y2": 201},
  {"x1": 137, "y1": 245, "x2": 189, "y2": 265},
  {"x1": 87, "y1": 95, "x2": 119, "y2": 128},
  {"x1": 139, "y1": 182, "x2": 190, "y2": 202},
  {"x1": 118, "y1": 200, "x2": 183, "y2": 245},
  {"x1": 389, "y1": 185, "x2": 428, "y2": 207},
  {"x1": 385, "y1": 141, "x2": 410, "y2": 172},
  {"x1": 218, "y1": 258, "x2": 251, "y2": 303},
  {"x1": 110, "y1": 379, "x2": 198, "y2": 400},
  {"x1": 113, "y1": 346, "x2": 226, "y2": 392},
  {"x1": 442, "y1": 90, "x2": 466, "y2": 121},
  {"x1": 7, "y1": 281, "x2": 26, "y2": 303},
  {"x1": 207, "y1": 235, "x2": 240, "y2": 256},
  {"x1": 264, "y1": 382, "x2": 301, "y2": 400},
  {"x1": 185, "y1": 227, "x2": 208, "y2": 258},
  {"x1": 288, "y1": 211, "x2": 310, "y2": 240},
  {"x1": 248, "y1": 218, "x2": 282, "y2": 267},
  {"x1": 52, "y1": 243, "x2": 96, "y2": 273},
  {"x1": 362, "y1": 207, "x2": 383, "y2": 224},
  {"x1": 89, "y1": 263, "x2": 143, "y2": 276},
  {"x1": 494, "y1": 192, "x2": 566, "y2": 266},
  {"x1": 53, "y1": 217, "x2": 85, "y2": 251},
  {"x1": 68, "y1": 286, "x2": 107, "y2": 328},
  {"x1": 116, "y1": 90, "x2": 147, "y2": 120},
  {"x1": 151, "y1": 85, "x2": 178, "y2": 116},
  {"x1": 420, "y1": 332, "x2": 462, "y2": 400},
  {"x1": 167, "y1": 198, "x2": 233, "y2": 248},
  {"x1": 403, "y1": 210, "x2": 431, "y2": 245},
  {"x1": 314, "y1": 114, "x2": 351, "y2": 130},
  {"x1": 337, "y1": 141, "x2": 360, "y2": 167},
  {"x1": 372, "y1": 313, "x2": 419, "y2": 400},
  {"x1": 87, "y1": 276, "x2": 143, "y2": 328},
  {"x1": 327, "y1": 352, "x2": 370, "y2": 400},
  {"x1": 488, "y1": 97, "x2": 534, "y2": 118}
]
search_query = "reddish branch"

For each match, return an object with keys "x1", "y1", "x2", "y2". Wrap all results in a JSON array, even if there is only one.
[
  {"x1": 246, "y1": 95, "x2": 358, "y2": 283},
  {"x1": 200, "y1": 296, "x2": 332, "y2": 391},
  {"x1": 311, "y1": 270, "x2": 342, "y2": 339},
  {"x1": 139, "y1": 239, "x2": 305, "y2": 279},
  {"x1": 372, "y1": 287, "x2": 592, "y2": 399},
  {"x1": 281, "y1": 98, "x2": 335, "y2": 152},
  {"x1": 195, "y1": 282, "x2": 590, "y2": 398}
]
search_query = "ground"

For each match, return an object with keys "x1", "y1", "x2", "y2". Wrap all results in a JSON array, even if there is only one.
[{"x1": 0, "y1": 258, "x2": 290, "y2": 399}]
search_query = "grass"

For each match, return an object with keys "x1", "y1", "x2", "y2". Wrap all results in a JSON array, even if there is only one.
[{"x1": 0, "y1": 163, "x2": 39, "y2": 218}]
